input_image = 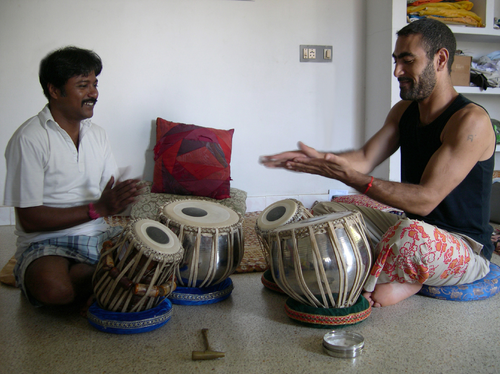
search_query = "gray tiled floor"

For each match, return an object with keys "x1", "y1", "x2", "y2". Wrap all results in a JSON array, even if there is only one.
[{"x1": 1, "y1": 224, "x2": 500, "y2": 373}]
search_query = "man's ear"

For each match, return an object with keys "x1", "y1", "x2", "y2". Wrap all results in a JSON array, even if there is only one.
[
  {"x1": 47, "y1": 83, "x2": 62, "y2": 100},
  {"x1": 436, "y1": 48, "x2": 450, "y2": 72}
]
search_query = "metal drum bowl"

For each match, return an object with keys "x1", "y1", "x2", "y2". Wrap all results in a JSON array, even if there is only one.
[
  {"x1": 267, "y1": 211, "x2": 372, "y2": 308},
  {"x1": 158, "y1": 199, "x2": 244, "y2": 288},
  {"x1": 322, "y1": 331, "x2": 364, "y2": 358}
]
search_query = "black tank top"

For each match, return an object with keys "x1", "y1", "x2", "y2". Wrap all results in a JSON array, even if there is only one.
[{"x1": 399, "y1": 94, "x2": 494, "y2": 260}]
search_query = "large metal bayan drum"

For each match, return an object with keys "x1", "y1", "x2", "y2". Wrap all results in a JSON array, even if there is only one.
[
  {"x1": 255, "y1": 199, "x2": 313, "y2": 262},
  {"x1": 92, "y1": 219, "x2": 184, "y2": 312},
  {"x1": 267, "y1": 211, "x2": 372, "y2": 309},
  {"x1": 158, "y1": 199, "x2": 244, "y2": 288}
]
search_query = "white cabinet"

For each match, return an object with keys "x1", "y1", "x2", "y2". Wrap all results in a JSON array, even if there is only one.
[
  {"x1": 450, "y1": 0, "x2": 500, "y2": 97},
  {"x1": 365, "y1": 0, "x2": 500, "y2": 182}
]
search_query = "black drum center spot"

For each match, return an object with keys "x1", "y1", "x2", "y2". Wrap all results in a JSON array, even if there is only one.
[
  {"x1": 267, "y1": 206, "x2": 286, "y2": 222},
  {"x1": 146, "y1": 226, "x2": 170, "y2": 244},
  {"x1": 182, "y1": 207, "x2": 208, "y2": 217}
]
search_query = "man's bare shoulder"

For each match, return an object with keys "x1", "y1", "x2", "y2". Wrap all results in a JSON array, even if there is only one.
[
  {"x1": 385, "y1": 100, "x2": 413, "y2": 125},
  {"x1": 392, "y1": 100, "x2": 413, "y2": 111},
  {"x1": 442, "y1": 102, "x2": 495, "y2": 159},
  {"x1": 447, "y1": 102, "x2": 491, "y2": 134},
  {"x1": 456, "y1": 102, "x2": 489, "y2": 120}
]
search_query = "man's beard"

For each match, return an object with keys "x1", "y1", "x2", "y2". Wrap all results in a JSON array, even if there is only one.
[{"x1": 399, "y1": 61, "x2": 436, "y2": 101}]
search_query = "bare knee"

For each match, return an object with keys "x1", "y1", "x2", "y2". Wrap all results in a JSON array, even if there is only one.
[
  {"x1": 24, "y1": 256, "x2": 77, "y2": 306},
  {"x1": 35, "y1": 282, "x2": 76, "y2": 306}
]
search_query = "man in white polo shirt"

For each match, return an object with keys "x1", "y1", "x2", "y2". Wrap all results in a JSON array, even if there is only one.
[{"x1": 4, "y1": 46, "x2": 140, "y2": 310}]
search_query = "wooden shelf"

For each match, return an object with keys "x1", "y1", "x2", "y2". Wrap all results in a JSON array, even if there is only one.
[
  {"x1": 449, "y1": 26, "x2": 500, "y2": 42},
  {"x1": 456, "y1": 87, "x2": 500, "y2": 95}
]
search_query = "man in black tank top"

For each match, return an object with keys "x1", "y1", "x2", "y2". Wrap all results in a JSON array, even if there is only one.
[{"x1": 261, "y1": 19, "x2": 495, "y2": 307}]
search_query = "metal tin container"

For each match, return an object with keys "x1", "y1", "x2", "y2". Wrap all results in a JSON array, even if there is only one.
[{"x1": 322, "y1": 331, "x2": 364, "y2": 358}]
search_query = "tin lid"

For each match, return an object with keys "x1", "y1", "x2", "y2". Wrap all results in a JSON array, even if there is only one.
[{"x1": 322, "y1": 331, "x2": 364, "y2": 358}]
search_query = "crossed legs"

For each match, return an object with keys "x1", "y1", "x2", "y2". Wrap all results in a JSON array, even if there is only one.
[
  {"x1": 24, "y1": 255, "x2": 95, "y2": 309},
  {"x1": 312, "y1": 201, "x2": 488, "y2": 308}
]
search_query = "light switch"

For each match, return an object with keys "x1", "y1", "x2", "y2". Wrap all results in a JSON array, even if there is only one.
[
  {"x1": 324, "y1": 48, "x2": 332, "y2": 60},
  {"x1": 300, "y1": 45, "x2": 333, "y2": 63}
]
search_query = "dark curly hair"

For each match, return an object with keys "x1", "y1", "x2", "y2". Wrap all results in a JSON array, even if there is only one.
[{"x1": 39, "y1": 46, "x2": 102, "y2": 99}]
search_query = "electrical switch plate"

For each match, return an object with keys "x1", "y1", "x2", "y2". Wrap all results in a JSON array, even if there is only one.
[
  {"x1": 324, "y1": 48, "x2": 332, "y2": 60},
  {"x1": 300, "y1": 45, "x2": 333, "y2": 63}
]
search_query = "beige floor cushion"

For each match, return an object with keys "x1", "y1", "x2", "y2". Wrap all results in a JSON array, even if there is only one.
[{"x1": 0, "y1": 256, "x2": 16, "y2": 287}]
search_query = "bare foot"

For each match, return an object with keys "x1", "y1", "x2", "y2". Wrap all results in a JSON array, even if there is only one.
[
  {"x1": 363, "y1": 282, "x2": 422, "y2": 307},
  {"x1": 79, "y1": 295, "x2": 95, "y2": 318},
  {"x1": 492, "y1": 234, "x2": 500, "y2": 252},
  {"x1": 362, "y1": 291, "x2": 381, "y2": 308}
]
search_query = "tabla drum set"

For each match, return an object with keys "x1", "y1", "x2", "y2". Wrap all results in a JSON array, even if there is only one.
[
  {"x1": 87, "y1": 195, "x2": 373, "y2": 332},
  {"x1": 87, "y1": 199, "x2": 244, "y2": 333},
  {"x1": 255, "y1": 199, "x2": 373, "y2": 326}
]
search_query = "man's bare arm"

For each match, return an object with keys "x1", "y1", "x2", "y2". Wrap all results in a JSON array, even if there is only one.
[
  {"x1": 17, "y1": 177, "x2": 141, "y2": 233},
  {"x1": 288, "y1": 104, "x2": 495, "y2": 216},
  {"x1": 261, "y1": 101, "x2": 408, "y2": 174}
]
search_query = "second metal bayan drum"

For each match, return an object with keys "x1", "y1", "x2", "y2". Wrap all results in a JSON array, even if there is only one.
[
  {"x1": 266, "y1": 211, "x2": 372, "y2": 309},
  {"x1": 158, "y1": 199, "x2": 244, "y2": 288}
]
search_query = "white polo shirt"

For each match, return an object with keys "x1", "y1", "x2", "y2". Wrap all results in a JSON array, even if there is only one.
[{"x1": 4, "y1": 105, "x2": 118, "y2": 255}]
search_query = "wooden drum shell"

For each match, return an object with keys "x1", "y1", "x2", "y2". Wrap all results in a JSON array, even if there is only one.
[
  {"x1": 92, "y1": 219, "x2": 183, "y2": 312},
  {"x1": 255, "y1": 199, "x2": 313, "y2": 263}
]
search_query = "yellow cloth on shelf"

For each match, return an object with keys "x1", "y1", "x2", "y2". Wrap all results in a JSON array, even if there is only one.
[
  {"x1": 407, "y1": 1, "x2": 484, "y2": 27},
  {"x1": 407, "y1": 0, "x2": 469, "y2": 6},
  {"x1": 408, "y1": 1, "x2": 474, "y2": 11},
  {"x1": 427, "y1": 15, "x2": 481, "y2": 27}
]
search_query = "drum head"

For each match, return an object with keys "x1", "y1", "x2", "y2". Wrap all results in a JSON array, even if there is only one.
[
  {"x1": 257, "y1": 199, "x2": 300, "y2": 230},
  {"x1": 274, "y1": 211, "x2": 355, "y2": 232},
  {"x1": 132, "y1": 219, "x2": 181, "y2": 255},
  {"x1": 162, "y1": 200, "x2": 240, "y2": 228}
]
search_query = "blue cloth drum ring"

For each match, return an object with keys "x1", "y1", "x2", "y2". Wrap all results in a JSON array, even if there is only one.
[
  {"x1": 87, "y1": 298, "x2": 173, "y2": 334},
  {"x1": 418, "y1": 263, "x2": 500, "y2": 301},
  {"x1": 168, "y1": 277, "x2": 234, "y2": 305}
]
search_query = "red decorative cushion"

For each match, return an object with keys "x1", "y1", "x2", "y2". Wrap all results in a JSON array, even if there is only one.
[{"x1": 152, "y1": 118, "x2": 234, "y2": 199}]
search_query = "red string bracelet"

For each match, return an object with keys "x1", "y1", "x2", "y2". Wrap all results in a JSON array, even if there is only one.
[
  {"x1": 363, "y1": 176, "x2": 374, "y2": 195},
  {"x1": 88, "y1": 203, "x2": 101, "y2": 220}
]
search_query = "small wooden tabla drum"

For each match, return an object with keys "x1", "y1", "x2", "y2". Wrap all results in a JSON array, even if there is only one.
[
  {"x1": 158, "y1": 199, "x2": 244, "y2": 289},
  {"x1": 255, "y1": 199, "x2": 313, "y2": 262},
  {"x1": 92, "y1": 219, "x2": 184, "y2": 313},
  {"x1": 267, "y1": 211, "x2": 372, "y2": 309}
]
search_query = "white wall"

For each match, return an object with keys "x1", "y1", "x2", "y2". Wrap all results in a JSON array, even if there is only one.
[{"x1": 0, "y1": 0, "x2": 366, "y2": 221}]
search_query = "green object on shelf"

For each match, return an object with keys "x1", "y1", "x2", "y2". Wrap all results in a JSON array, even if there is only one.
[{"x1": 492, "y1": 119, "x2": 500, "y2": 144}]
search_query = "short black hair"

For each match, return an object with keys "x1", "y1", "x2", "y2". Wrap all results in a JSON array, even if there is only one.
[
  {"x1": 397, "y1": 18, "x2": 456, "y2": 73},
  {"x1": 39, "y1": 46, "x2": 102, "y2": 99}
]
